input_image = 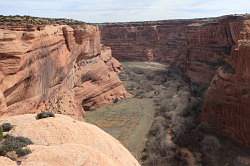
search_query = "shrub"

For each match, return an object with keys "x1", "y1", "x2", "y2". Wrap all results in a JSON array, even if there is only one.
[
  {"x1": 197, "y1": 122, "x2": 213, "y2": 132},
  {"x1": 36, "y1": 112, "x2": 55, "y2": 120},
  {"x1": 171, "y1": 115, "x2": 196, "y2": 146},
  {"x1": 190, "y1": 82, "x2": 208, "y2": 97},
  {"x1": 0, "y1": 127, "x2": 3, "y2": 141},
  {"x1": 181, "y1": 99, "x2": 202, "y2": 117},
  {"x1": 142, "y1": 83, "x2": 153, "y2": 92},
  {"x1": 81, "y1": 71, "x2": 99, "y2": 82},
  {"x1": 158, "y1": 105, "x2": 170, "y2": 113},
  {"x1": 201, "y1": 135, "x2": 221, "y2": 153},
  {"x1": 222, "y1": 62, "x2": 235, "y2": 74},
  {"x1": 146, "y1": 73, "x2": 154, "y2": 80},
  {"x1": 15, "y1": 147, "x2": 32, "y2": 157},
  {"x1": 113, "y1": 98, "x2": 119, "y2": 103},
  {"x1": 0, "y1": 135, "x2": 33, "y2": 156},
  {"x1": 1, "y1": 123, "x2": 13, "y2": 132},
  {"x1": 133, "y1": 68, "x2": 144, "y2": 74}
]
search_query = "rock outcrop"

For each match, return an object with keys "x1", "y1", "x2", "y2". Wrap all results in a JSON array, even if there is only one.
[
  {"x1": 0, "y1": 23, "x2": 128, "y2": 118},
  {"x1": 202, "y1": 19, "x2": 250, "y2": 146},
  {"x1": 0, "y1": 114, "x2": 140, "y2": 166}
]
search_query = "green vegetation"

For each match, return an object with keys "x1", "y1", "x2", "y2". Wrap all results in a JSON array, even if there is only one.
[
  {"x1": 15, "y1": 147, "x2": 32, "y2": 157},
  {"x1": 0, "y1": 135, "x2": 33, "y2": 157},
  {"x1": 0, "y1": 127, "x2": 3, "y2": 141},
  {"x1": 0, "y1": 121, "x2": 32, "y2": 160},
  {"x1": 36, "y1": 112, "x2": 55, "y2": 120},
  {"x1": 0, "y1": 122, "x2": 14, "y2": 141},
  {"x1": 0, "y1": 15, "x2": 86, "y2": 25},
  {"x1": 1, "y1": 123, "x2": 13, "y2": 132}
]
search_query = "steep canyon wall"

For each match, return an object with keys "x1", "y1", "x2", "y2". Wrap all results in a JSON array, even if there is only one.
[
  {"x1": 0, "y1": 23, "x2": 128, "y2": 118},
  {"x1": 100, "y1": 15, "x2": 248, "y2": 85},
  {"x1": 202, "y1": 19, "x2": 250, "y2": 146}
]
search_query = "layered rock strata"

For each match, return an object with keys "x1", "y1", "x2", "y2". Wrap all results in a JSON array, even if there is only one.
[
  {"x1": 0, "y1": 23, "x2": 128, "y2": 118},
  {"x1": 100, "y1": 15, "x2": 250, "y2": 85}
]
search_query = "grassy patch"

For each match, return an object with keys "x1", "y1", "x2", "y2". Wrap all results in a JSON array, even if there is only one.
[{"x1": 85, "y1": 98, "x2": 155, "y2": 159}]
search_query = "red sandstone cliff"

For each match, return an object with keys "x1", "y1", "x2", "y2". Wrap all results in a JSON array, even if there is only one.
[
  {"x1": 201, "y1": 20, "x2": 250, "y2": 146},
  {"x1": 0, "y1": 23, "x2": 128, "y2": 118},
  {"x1": 100, "y1": 15, "x2": 249, "y2": 85}
]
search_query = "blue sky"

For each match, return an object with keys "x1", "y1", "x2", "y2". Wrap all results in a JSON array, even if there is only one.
[{"x1": 0, "y1": 0, "x2": 250, "y2": 23}]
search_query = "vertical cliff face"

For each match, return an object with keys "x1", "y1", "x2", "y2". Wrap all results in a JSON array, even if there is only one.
[
  {"x1": 0, "y1": 23, "x2": 128, "y2": 118},
  {"x1": 100, "y1": 16, "x2": 247, "y2": 85},
  {"x1": 202, "y1": 20, "x2": 250, "y2": 146},
  {"x1": 100, "y1": 15, "x2": 250, "y2": 147}
]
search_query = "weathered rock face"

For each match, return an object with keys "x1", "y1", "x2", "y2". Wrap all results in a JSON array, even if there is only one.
[
  {"x1": 0, "y1": 24, "x2": 128, "y2": 118},
  {"x1": 74, "y1": 46, "x2": 129, "y2": 111},
  {"x1": 0, "y1": 114, "x2": 140, "y2": 166},
  {"x1": 100, "y1": 15, "x2": 248, "y2": 85},
  {"x1": 202, "y1": 19, "x2": 250, "y2": 146}
]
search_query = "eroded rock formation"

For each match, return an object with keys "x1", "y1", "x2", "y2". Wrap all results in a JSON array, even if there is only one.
[
  {"x1": 0, "y1": 23, "x2": 128, "y2": 118},
  {"x1": 0, "y1": 114, "x2": 140, "y2": 166}
]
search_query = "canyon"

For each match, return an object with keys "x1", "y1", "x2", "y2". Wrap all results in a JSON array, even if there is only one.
[
  {"x1": 0, "y1": 14, "x2": 250, "y2": 166},
  {"x1": 100, "y1": 15, "x2": 248, "y2": 85},
  {"x1": 100, "y1": 15, "x2": 250, "y2": 147}
]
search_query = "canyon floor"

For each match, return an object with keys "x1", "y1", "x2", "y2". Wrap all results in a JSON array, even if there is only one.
[
  {"x1": 86, "y1": 61, "x2": 250, "y2": 166},
  {"x1": 85, "y1": 62, "x2": 166, "y2": 159},
  {"x1": 86, "y1": 61, "x2": 191, "y2": 164}
]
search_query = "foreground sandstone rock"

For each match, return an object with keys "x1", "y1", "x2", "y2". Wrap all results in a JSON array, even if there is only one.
[
  {"x1": 0, "y1": 114, "x2": 140, "y2": 166},
  {"x1": 0, "y1": 156, "x2": 16, "y2": 166},
  {"x1": 0, "y1": 22, "x2": 128, "y2": 118}
]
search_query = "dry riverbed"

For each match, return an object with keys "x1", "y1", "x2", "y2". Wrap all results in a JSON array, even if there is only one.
[{"x1": 85, "y1": 62, "x2": 169, "y2": 160}]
